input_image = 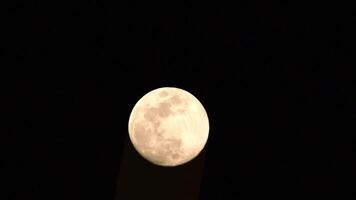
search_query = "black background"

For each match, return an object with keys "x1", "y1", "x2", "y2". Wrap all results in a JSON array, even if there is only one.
[{"x1": 5, "y1": 1, "x2": 354, "y2": 199}]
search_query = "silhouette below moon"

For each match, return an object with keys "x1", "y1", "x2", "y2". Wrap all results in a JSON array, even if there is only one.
[{"x1": 128, "y1": 87, "x2": 209, "y2": 167}]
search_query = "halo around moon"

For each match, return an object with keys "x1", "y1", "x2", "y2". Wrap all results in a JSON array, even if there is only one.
[{"x1": 128, "y1": 87, "x2": 209, "y2": 167}]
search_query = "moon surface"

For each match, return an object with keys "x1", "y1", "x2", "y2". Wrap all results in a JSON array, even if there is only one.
[{"x1": 128, "y1": 87, "x2": 209, "y2": 167}]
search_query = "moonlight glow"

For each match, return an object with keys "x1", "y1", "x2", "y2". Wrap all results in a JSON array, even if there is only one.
[{"x1": 128, "y1": 87, "x2": 209, "y2": 167}]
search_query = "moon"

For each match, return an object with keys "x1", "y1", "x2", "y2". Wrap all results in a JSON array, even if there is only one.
[{"x1": 128, "y1": 87, "x2": 209, "y2": 167}]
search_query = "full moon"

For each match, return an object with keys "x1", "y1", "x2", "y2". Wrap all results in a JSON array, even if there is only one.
[{"x1": 128, "y1": 87, "x2": 209, "y2": 167}]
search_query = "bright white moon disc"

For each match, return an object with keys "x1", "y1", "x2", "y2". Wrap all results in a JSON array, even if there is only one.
[{"x1": 128, "y1": 87, "x2": 209, "y2": 167}]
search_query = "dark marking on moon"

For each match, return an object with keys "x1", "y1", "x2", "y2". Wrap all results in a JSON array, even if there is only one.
[
  {"x1": 171, "y1": 153, "x2": 180, "y2": 159},
  {"x1": 170, "y1": 95, "x2": 183, "y2": 104},
  {"x1": 153, "y1": 121, "x2": 160, "y2": 129},
  {"x1": 133, "y1": 123, "x2": 152, "y2": 148},
  {"x1": 142, "y1": 137, "x2": 183, "y2": 165},
  {"x1": 143, "y1": 107, "x2": 158, "y2": 122},
  {"x1": 159, "y1": 91, "x2": 169, "y2": 97},
  {"x1": 157, "y1": 102, "x2": 173, "y2": 117},
  {"x1": 159, "y1": 138, "x2": 182, "y2": 163},
  {"x1": 144, "y1": 101, "x2": 173, "y2": 121}
]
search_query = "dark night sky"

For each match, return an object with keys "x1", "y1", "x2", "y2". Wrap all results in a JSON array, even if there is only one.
[{"x1": 5, "y1": 1, "x2": 354, "y2": 200}]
